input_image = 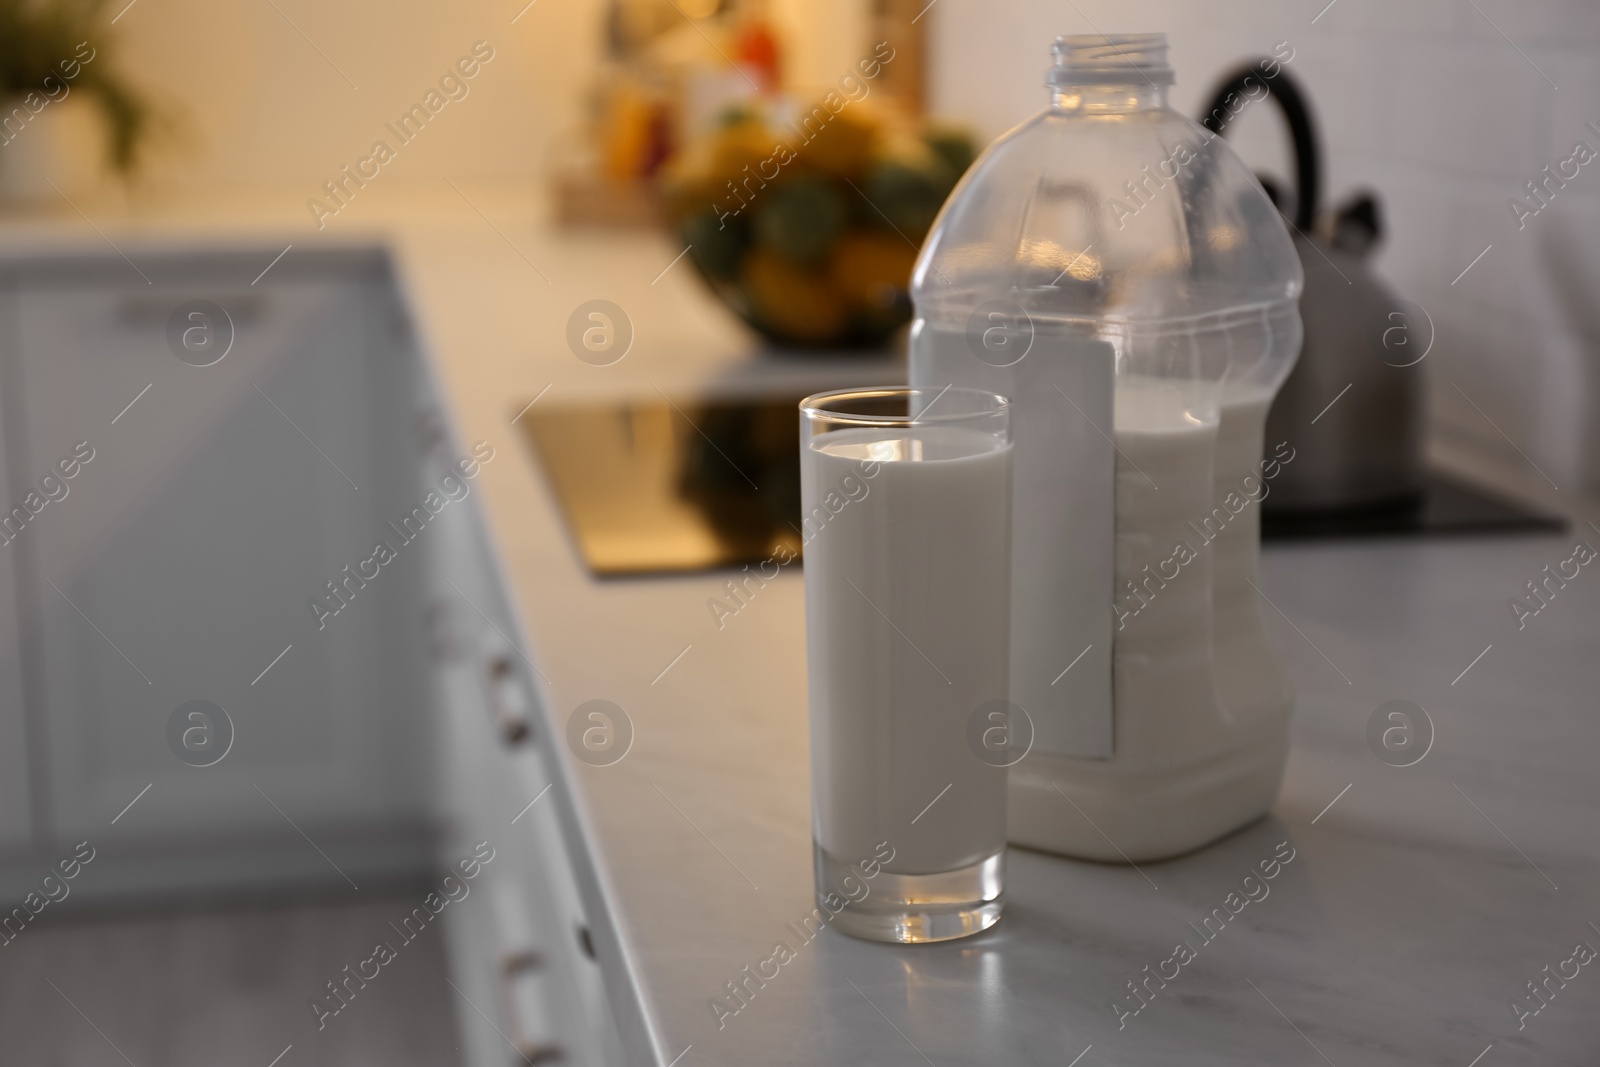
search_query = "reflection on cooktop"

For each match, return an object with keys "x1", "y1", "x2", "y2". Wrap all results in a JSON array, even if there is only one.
[
  {"x1": 521, "y1": 394, "x2": 1567, "y2": 576},
  {"x1": 521, "y1": 395, "x2": 805, "y2": 575}
]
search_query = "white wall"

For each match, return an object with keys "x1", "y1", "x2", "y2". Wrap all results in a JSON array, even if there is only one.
[
  {"x1": 772, "y1": 0, "x2": 872, "y2": 94},
  {"x1": 927, "y1": 0, "x2": 1600, "y2": 493},
  {"x1": 114, "y1": 0, "x2": 607, "y2": 190}
]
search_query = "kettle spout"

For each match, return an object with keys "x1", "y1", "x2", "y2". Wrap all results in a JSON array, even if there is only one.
[{"x1": 1330, "y1": 191, "x2": 1383, "y2": 256}]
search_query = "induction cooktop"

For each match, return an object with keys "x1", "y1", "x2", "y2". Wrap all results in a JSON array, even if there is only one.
[{"x1": 520, "y1": 394, "x2": 1566, "y2": 576}]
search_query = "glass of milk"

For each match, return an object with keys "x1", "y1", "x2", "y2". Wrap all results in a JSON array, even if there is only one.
[{"x1": 800, "y1": 387, "x2": 1012, "y2": 943}]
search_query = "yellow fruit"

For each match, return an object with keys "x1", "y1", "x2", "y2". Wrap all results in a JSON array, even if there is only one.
[
  {"x1": 828, "y1": 232, "x2": 918, "y2": 312},
  {"x1": 601, "y1": 87, "x2": 655, "y2": 183},
  {"x1": 711, "y1": 119, "x2": 778, "y2": 188},
  {"x1": 744, "y1": 249, "x2": 845, "y2": 343},
  {"x1": 790, "y1": 106, "x2": 878, "y2": 180}
]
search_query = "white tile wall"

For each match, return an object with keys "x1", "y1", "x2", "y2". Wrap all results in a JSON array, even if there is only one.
[{"x1": 927, "y1": 0, "x2": 1600, "y2": 492}]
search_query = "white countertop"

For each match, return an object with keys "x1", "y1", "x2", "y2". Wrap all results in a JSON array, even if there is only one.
[{"x1": 26, "y1": 185, "x2": 1600, "y2": 1065}]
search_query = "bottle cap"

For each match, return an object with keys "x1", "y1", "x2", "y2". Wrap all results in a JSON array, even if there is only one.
[{"x1": 1048, "y1": 33, "x2": 1175, "y2": 88}]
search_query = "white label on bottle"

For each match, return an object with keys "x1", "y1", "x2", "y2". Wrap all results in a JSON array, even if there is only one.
[{"x1": 911, "y1": 325, "x2": 1115, "y2": 758}]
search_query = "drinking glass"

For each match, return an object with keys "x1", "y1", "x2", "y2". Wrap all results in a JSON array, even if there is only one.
[{"x1": 800, "y1": 386, "x2": 1013, "y2": 943}]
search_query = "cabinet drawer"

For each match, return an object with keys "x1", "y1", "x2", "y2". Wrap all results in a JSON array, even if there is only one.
[{"x1": 430, "y1": 502, "x2": 622, "y2": 1064}]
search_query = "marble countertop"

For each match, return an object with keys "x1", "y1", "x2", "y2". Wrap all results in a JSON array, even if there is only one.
[
  {"x1": 23, "y1": 186, "x2": 1600, "y2": 1065},
  {"x1": 488, "y1": 476, "x2": 1600, "y2": 1067}
]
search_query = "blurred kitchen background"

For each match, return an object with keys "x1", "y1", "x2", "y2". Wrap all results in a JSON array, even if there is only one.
[
  {"x1": 942, "y1": 3, "x2": 1600, "y2": 494},
  {"x1": 15, "y1": 0, "x2": 1594, "y2": 489}
]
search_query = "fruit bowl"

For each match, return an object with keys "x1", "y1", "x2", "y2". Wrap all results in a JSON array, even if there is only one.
[{"x1": 662, "y1": 107, "x2": 974, "y2": 350}]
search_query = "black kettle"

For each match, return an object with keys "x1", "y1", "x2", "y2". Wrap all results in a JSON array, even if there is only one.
[{"x1": 1201, "y1": 63, "x2": 1426, "y2": 512}]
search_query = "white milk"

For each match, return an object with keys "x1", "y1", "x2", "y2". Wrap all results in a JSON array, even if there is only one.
[
  {"x1": 803, "y1": 425, "x2": 1011, "y2": 875},
  {"x1": 1211, "y1": 388, "x2": 1294, "y2": 738},
  {"x1": 1107, "y1": 379, "x2": 1226, "y2": 763}
]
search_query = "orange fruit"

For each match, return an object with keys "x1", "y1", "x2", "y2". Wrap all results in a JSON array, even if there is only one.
[
  {"x1": 828, "y1": 232, "x2": 918, "y2": 312},
  {"x1": 744, "y1": 248, "x2": 845, "y2": 343}
]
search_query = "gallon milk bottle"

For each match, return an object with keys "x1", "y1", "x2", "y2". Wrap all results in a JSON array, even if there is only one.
[{"x1": 910, "y1": 34, "x2": 1303, "y2": 861}]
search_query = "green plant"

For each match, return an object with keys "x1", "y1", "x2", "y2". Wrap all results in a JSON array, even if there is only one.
[{"x1": 0, "y1": 0, "x2": 150, "y2": 172}]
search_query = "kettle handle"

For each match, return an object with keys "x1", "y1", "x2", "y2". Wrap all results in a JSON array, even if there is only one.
[{"x1": 1199, "y1": 62, "x2": 1321, "y2": 234}]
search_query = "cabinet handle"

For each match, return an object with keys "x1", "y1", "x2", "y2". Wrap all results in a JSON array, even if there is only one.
[
  {"x1": 486, "y1": 655, "x2": 532, "y2": 746},
  {"x1": 116, "y1": 293, "x2": 264, "y2": 325},
  {"x1": 498, "y1": 949, "x2": 564, "y2": 1064},
  {"x1": 576, "y1": 925, "x2": 596, "y2": 961}
]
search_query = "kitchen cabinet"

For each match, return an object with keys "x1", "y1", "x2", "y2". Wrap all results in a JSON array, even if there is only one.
[
  {"x1": 429, "y1": 454, "x2": 626, "y2": 1066},
  {"x1": 0, "y1": 242, "x2": 625, "y2": 1063},
  {"x1": 0, "y1": 248, "x2": 435, "y2": 894}
]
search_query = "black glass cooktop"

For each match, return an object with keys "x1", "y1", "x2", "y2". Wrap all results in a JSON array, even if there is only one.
[
  {"x1": 1261, "y1": 473, "x2": 1565, "y2": 541},
  {"x1": 520, "y1": 394, "x2": 1566, "y2": 576}
]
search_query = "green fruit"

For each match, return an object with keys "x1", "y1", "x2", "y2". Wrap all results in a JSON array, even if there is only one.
[
  {"x1": 862, "y1": 160, "x2": 946, "y2": 240},
  {"x1": 923, "y1": 127, "x2": 977, "y2": 180},
  {"x1": 753, "y1": 177, "x2": 846, "y2": 267},
  {"x1": 682, "y1": 211, "x2": 747, "y2": 280},
  {"x1": 716, "y1": 103, "x2": 761, "y2": 129}
]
